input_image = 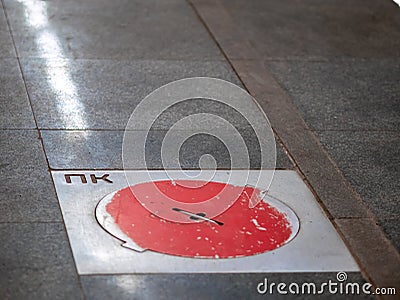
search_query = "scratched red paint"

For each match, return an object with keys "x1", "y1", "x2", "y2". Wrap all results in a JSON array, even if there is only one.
[{"x1": 106, "y1": 180, "x2": 293, "y2": 258}]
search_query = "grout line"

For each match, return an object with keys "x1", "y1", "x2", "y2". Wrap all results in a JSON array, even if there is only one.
[
  {"x1": 186, "y1": 0, "x2": 297, "y2": 175},
  {"x1": 0, "y1": 128, "x2": 38, "y2": 131},
  {"x1": 1, "y1": 127, "x2": 398, "y2": 132},
  {"x1": 1, "y1": 3, "x2": 50, "y2": 171},
  {"x1": 37, "y1": 127, "x2": 267, "y2": 132},
  {"x1": 0, "y1": 221, "x2": 64, "y2": 224},
  {"x1": 5, "y1": 55, "x2": 399, "y2": 64},
  {"x1": 312, "y1": 129, "x2": 400, "y2": 132},
  {"x1": 188, "y1": 0, "x2": 399, "y2": 294},
  {"x1": 78, "y1": 271, "x2": 364, "y2": 277},
  {"x1": 190, "y1": 5, "x2": 298, "y2": 198},
  {"x1": 49, "y1": 168, "x2": 293, "y2": 171},
  {"x1": 10, "y1": 56, "x2": 230, "y2": 62},
  {"x1": 226, "y1": 57, "x2": 400, "y2": 63},
  {"x1": 186, "y1": 0, "x2": 252, "y2": 95},
  {"x1": 0, "y1": 2, "x2": 86, "y2": 298}
]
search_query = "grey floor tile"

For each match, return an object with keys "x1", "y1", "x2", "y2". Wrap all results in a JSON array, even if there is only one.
[
  {"x1": 133, "y1": 98, "x2": 263, "y2": 132},
  {"x1": 267, "y1": 60, "x2": 400, "y2": 131},
  {"x1": 0, "y1": 6, "x2": 15, "y2": 58},
  {"x1": 0, "y1": 130, "x2": 62, "y2": 222},
  {"x1": 81, "y1": 273, "x2": 371, "y2": 300},
  {"x1": 4, "y1": 0, "x2": 222, "y2": 60},
  {"x1": 0, "y1": 59, "x2": 35, "y2": 129},
  {"x1": 42, "y1": 130, "x2": 123, "y2": 169},
  {"x1": 335, "y1": 218, "x2": 400, "y2": 291},
  {"x1": 1, "y1": 130, "x2": 46, "y2": 170},
  {"x1": 0, "y1": 223, "x2": 82, "y2": 300},
  {"x1": 378, "y1": 218, "x2": 400, "y2": 252},
  {"x1": 41, "y1": 130, "x2": 292, "y2": 170},
  {"x1": 21, "y1": 59, "x2": 242, "y2": 130},
  {"x1": 0, "y1": 171, "x2": 62, "y2": 222},
  {"x1": 316, "y1": 131, "x2": 400, "y2": 222},
  {"x1": 222, "y1": 0, "x2": 400, "y2": 59}
]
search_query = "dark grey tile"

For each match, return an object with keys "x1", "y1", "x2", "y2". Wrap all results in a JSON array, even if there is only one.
[
  {"x1": 221, "y1": 60, "x2": 371, "y2": 218},
  {"x1": 274, "y1": 127, "x2": 371, "y2": 219},
  {"x1": 276, "y1": 144, "x2": 293, "y2": 170},
  {"x1": 139, "y1": 129, "x2": 285, "y2": 170},
  {"x1": 0, "y1": 7, "x2": 15, "y2": 58},
  {"x1": 316, "y1": 131, "x2": 399, "y2": 221},
  {"x1": 335, "y1": 219, "x2": 400, "y2": 291},
  {"x1": 42, "y1": 130, "x2": 292, "y2": 170},
  {"x1": 0, "y1": 223, "x2": 82, "y2": 300},
  {"x1": 222, "y1": 0, "x2": 400, "y2": 59},
  {"x1": 21, "y1": 59, "x2": 241, "y2": 130},
  {"x1": 0, "y1": 130, "x2": 62, "y2": 222},
  {"x1": 42, "y1": 130, "x2": 123, "y2": 169},
  {"x1": 141, "y1": 98, "x2": 261, "y2": 132},
  {"x1": 0, "y1": 172, "x2": 62, "y2": 222},
  {"x1": 1, "y1": 130, "x2": 46, "y2": 170},
  {"x1": 267, "y1": 60, "x2": 400, "y2": 130},
  {"x1": 81, "y1": 273, "x2": 371, "y2": 300},
  {"x1": 0, "y1": 59, "x2": 35, "y2": 129},
  {"x1": 4, "y1": 0, "x2": 222, "y2": 60},
  {"x1": 378, "y1": 218, "x2": 400, "y2": 252}
]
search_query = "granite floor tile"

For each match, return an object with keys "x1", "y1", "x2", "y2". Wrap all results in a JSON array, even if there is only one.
[
  {"x1": 0, "y1": 5, "x2": 15, "y2": 58},
  {"x1": 222, "y1": 0, "x2": 400, "y2": 59},
  {"x1": 0, "y1": 171, "x2": 62, "y2": 222},
  {"x1": 335, "y1": 218, "x2": 400, "y2": 291},
  {"x1": 41, "y1": 130, "x2": 292, "y2": 170},
  {"x1": 0, "y1": 130, "x2": 62, "y2": 222},
  {"x1": 0, "y1": 223, "x2": 82, "y2": 300},
  {"x1": 81, "y1": 273, "x2": 371, "y2": 300},
  {"x1": 316, "y1": 131, "x2": 399, "y2": 222},
  {"x1": 0, "y1": 59, "x2": 35, "y2": 129},
  {"x1": 132, "y1": 97, "x2": 264, "y2": 132},
  {"x1": 41, "y1": 130, "x2": 123, "y2": 170},
  {"x1": 0, "y1": 130, "x2": 61, "y2": 222},
  {"x1": 260, "y1": 125, "x2": 371, "y2": 219},
  {"x1": 1, "y1": 130, "x2": 46, "y2": 170},
  {"x1": 378, "y1": 218, "x2": 400, "y2": 252},
  {"x1": 4, "y1": 0, "x2": 222, "y2": 60},
  {"x1": 21, "y1": 59, "x2": 242, "y2": 130},
  {"x1": 267, "y1": 60, "x2": 400, "y2": 131},
  {"x1": 0, "y1": 0, "x2": 396, "y2": 299}
]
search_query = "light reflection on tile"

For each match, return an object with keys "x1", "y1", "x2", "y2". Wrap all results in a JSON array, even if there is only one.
[
  {"x1": 6, "y1": 0, "x2": 224, "y2": 60},
  {"x1": 17, "y1": 0, "x2": 47, "y2": 29},
  {"x1": 18, "y1": 0, "x2": 88, "y2": 129},
  {"x1": 21, "y1": 59, "x2": 242, "y2": 130}
]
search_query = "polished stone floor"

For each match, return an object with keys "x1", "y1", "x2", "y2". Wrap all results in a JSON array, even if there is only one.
[{"x1": 0, "y1": 0, "x2": 399, "y2": 299}]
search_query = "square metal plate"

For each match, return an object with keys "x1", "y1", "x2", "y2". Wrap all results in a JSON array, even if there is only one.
[{"x1": 52, "y1": 170, "x2": 358, "y2": 274}]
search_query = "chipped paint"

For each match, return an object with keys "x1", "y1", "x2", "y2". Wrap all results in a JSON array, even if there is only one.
[{"x1": 105, "y1": 180, "x2": 296, "y2": 258}]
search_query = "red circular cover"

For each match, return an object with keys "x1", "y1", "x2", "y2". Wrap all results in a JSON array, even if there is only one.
[{"x1": 106, "y1": 180, "x2": 293, "y2": 258}]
